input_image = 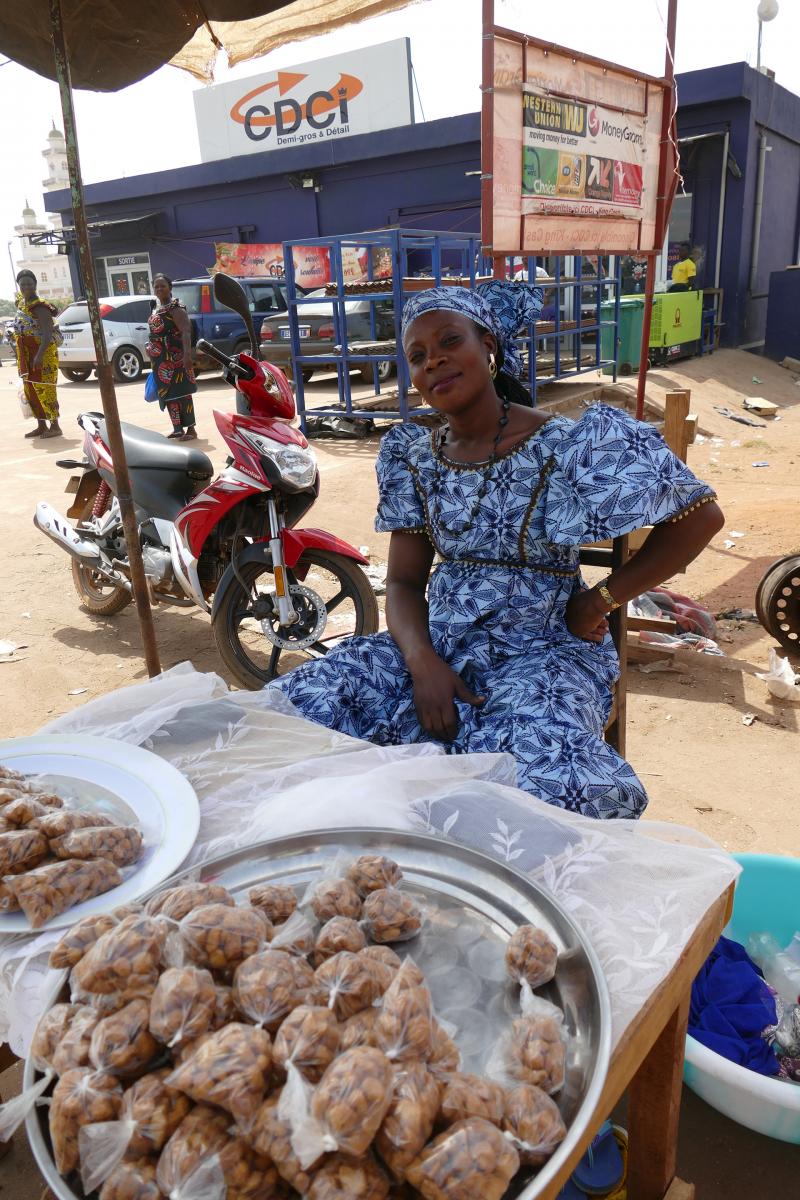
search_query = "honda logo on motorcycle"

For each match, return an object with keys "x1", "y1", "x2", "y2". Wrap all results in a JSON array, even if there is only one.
[{"x1": 194, "y1": 39, "x2": 414, "y2": 162}]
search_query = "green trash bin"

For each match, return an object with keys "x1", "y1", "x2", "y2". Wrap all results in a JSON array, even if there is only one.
[{"x1": 601, "y1": 295, "x2": 645, "y2": 376}]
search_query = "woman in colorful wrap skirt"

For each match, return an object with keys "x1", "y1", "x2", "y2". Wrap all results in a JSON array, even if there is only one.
[
  {"x1": 12, "y1": 269, "x2": 62, "y2": 440},
  {"x1": 268, "y1": 280, "x2": 724, "y2": 820},
  {"x1": 146, "y1": 273, "x2": 198, "y2": 441}
]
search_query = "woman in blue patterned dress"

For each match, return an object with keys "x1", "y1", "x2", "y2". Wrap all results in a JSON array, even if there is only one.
[{"x1": 269, "y1": 282, "x2": 723, "y2": 819}]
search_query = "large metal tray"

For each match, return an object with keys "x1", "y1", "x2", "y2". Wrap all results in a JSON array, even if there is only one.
[{"x1": 26, "y1": 827, "x2": 611, "y2": 1200}]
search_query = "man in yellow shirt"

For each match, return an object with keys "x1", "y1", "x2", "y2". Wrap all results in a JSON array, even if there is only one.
[{"x1": 670, "y1": 242, "x2": 697, "y2": 291}]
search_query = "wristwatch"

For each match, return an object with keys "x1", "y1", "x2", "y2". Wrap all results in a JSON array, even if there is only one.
[{"x1": 596, "y1": 576, "x2": 621, "y2": 612}]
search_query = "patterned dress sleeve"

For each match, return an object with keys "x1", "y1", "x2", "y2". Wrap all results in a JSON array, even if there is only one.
[
  {"x1": 543, "y1": 403, "x2": 717, "y2": 545},
  {"x1": 374, "y1": 423, "x2": 427, "y2": 534}
]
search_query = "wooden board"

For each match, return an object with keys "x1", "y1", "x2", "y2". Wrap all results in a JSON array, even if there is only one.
[{"x1": 743, "y1": 397, "x2": 779, "y2": 418}]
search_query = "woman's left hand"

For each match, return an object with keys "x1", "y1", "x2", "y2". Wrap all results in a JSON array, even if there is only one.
[{"x1": 566, "y1": 589, "x2": 610, "y2": 643}]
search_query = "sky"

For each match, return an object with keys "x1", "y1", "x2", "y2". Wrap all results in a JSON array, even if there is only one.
[{"x1": 1, "y1": 0, "x2": 799, "y2": 297}]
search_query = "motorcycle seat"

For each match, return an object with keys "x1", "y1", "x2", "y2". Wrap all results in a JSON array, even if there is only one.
[{"x1": 98, "y1": 419, "x2": 213, "y2": 477}]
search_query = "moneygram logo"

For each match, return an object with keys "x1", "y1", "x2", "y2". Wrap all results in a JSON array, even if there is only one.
[
  {"x1": 588, "y1": 107, "x2": 600, "y2": 137},
  {"x1": 230, "y1": 71, "x2": 364, "y2": 142}
]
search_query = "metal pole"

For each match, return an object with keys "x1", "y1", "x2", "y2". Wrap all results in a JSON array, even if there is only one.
[
  {"x1": 635, "y1": 0, "x2": 678, "y2": 420},
  {"x1": 714, "y1": 129, "x2": 729, "y2": 288},
  {"x1": 50, "y1": 0, "x2": 161, "y2": 679},
  {"x1": 757, "y1": 18, "x2": 763, "y2": 72}
]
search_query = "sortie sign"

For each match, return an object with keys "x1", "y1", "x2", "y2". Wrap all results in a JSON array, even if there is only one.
[{"x1": 194, "y1": 39, "x2": 414, "y2": 163}]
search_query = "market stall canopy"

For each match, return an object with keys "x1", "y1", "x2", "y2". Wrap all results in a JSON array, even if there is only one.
[{"x1": 0, "y1": 0, "x2": 422, "y2": 91}]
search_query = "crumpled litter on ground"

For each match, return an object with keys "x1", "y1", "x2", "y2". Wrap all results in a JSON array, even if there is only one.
[{"x1": 755, "y1": 650, "x2": 800, "y2": 703}]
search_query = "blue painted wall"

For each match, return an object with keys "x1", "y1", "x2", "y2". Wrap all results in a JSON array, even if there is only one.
[{"x1": 45, "y1": 63, "x2": 800, "y2": 349}]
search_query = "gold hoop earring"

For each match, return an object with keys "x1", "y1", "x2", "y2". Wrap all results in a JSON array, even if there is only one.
[{"x1": 488, "y1": 352, "x2": 497, "y2": 379}]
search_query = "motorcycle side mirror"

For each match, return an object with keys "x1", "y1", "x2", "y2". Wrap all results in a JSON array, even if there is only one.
[{"x1": 213, "y1": 272, "x2": 259, "y2": 357}]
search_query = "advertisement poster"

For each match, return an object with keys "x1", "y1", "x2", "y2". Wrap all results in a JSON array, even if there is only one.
[
  {"x1": 522, "y1": 87, "x2": 646, "y2": 220},
  {"x1": 212, "y1": 244, "x2": 331, "y2": 288},
  {"x1": 194, "y1": 39, "x2": 414, "y2": 163}
]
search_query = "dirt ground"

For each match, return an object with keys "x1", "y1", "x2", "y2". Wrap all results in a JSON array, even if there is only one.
[
  {"x1": 0, "y1": 346, "x2": 799, "y2": 1195},
  {"x1": 1, "y1": 345, "x2": 798, "y2": 850}
]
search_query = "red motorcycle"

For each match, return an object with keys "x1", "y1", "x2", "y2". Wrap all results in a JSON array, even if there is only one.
[{"x1": 34, "y1": 273, "x2": 378, "y2": 688}]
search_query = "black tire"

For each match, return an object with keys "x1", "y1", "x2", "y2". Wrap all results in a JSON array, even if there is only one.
[
  {"x1": 282, "y1": 360, "x2": 314, "y2": 385},
  {"x1": 71, "y1": 558, "x2": 132, "y2": 616},
  {"x1": 756, "y1": 555, "x2": 800, "y2": 652},
  {"x1": 61, "y1": 367, "x2": 93, "y2": 383},
  {"x1": 112, "y1": 346, "x2": 144, "y2": 383},
  {"x1": 213, "y1": 549, "x2": 379, "y2": 689},
  {"x1": 360, "y1": 360, "x2": 395, "y2": 383}
]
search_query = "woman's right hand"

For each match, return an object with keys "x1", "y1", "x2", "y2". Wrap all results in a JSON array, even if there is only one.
[{"x1": 408, "y1": 650, "x2": 485, "y2": 742}]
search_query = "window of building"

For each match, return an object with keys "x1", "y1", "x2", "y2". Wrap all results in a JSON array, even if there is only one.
[{"x1": 41, "y1": 271, "x2": 48, "y2": 282}]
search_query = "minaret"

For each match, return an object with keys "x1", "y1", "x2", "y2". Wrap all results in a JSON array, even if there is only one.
[{"x1": 43, "y1": 122, "x2": 69, "y2": 233}]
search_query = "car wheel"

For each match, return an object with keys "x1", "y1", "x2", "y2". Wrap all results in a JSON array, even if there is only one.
[
  {"x1": 283, "y1": 361, "x2": 315, "y2": 385},
  {"x1": 112, "y1": 346, "x2": 144, "y2": 382},
  {"x1": 360, "y1": 360, "x2": 395, "y2": 383},
  {"x1": 61, "y1": 367, "x2": 93, "y2": 383}
]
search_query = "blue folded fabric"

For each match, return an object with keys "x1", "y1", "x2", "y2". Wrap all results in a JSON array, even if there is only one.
[{"x1": 690, "y1": 935, "x2": 780, "y2": 1076}]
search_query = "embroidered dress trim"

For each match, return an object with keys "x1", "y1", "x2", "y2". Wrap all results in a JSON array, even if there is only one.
[{"x1": 667, "y1": 493, "x2": 718, "y2": 523}]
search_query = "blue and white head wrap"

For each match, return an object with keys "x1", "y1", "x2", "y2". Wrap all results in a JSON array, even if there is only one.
[{"x1": 401, "y1": 279, "x2": 544, "y2": 379}]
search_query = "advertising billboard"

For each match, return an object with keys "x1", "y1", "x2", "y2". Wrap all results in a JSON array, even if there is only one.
[
  {"x1": 194, "y1": 39, "x2": 414, "y2": 163},
  {"x1": 483, "y1": 31, "x2": 677, "y2": 255},
  {"x1": 212, "y1": 243, "x2": 331, "y2": 288}
]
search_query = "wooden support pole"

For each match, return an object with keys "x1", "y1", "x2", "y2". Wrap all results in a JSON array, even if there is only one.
[
  {"x1": 50, "y1": 0, "x2": 161, "y2": 679},
  {"x1": 664, "y1": 389, "x2": 691, "y2": 460}
]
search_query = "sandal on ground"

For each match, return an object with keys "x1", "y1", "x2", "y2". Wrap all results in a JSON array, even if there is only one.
[
  {"x1": 41, "y1": 425, "x2": 62, "y2": 439},
  {"x1": 167, "y1": 429, "x2": 184, "y2": 439},
  {"x1": 571, "y1": 1121, "x2": 626, "y2": 1195},
  {"x1": 25, "y1": 426, "x2": 44, "y2": 438},
  {"x1": 180, "y1": 427, "x2": 197, "y2": 441}
]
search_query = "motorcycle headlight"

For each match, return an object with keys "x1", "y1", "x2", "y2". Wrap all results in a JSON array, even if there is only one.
[{"x1": 244, "y1": 431, "x2": 317, "y2": 489}]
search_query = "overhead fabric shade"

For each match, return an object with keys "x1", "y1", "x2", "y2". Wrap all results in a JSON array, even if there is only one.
[{"x1": 0, "y1": 0, "x2": 424, "y2": 91}]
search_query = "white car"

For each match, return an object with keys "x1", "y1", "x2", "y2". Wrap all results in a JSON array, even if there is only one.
[{"x1": 57, "y1": 295, "x2": 155, "y2": 383}]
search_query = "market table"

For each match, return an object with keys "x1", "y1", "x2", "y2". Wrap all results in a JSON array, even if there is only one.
[{"x1": 0, "y1": 665, "x2": 738, "y2": 1200}]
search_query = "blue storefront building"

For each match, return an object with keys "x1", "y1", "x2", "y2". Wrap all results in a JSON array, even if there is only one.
[{"x1": 44, "y1": 61, "x2": 800, "y2": 352}]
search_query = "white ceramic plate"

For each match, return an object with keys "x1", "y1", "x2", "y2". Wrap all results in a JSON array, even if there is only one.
[{"x1": 0, "y1": 734, "x2": 200, "y2": 933}]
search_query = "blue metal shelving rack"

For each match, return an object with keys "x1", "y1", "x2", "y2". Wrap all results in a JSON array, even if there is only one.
[{"x1": 280, "y1": 230, "x2": 621, "y2": 430}]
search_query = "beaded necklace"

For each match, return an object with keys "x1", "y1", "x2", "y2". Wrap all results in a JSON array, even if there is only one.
[{"x1": 430, "y1": 397, "x2": 511, "y2": 536}]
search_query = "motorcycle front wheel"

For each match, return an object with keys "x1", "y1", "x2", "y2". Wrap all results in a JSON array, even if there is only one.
[{"x1": 213, "y1": 549, "x2": 379, "y2": 690}]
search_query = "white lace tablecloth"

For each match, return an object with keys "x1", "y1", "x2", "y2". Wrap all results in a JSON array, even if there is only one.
[{"x1": 0, "y1": 663, "x2": 740, "y2": 1057}]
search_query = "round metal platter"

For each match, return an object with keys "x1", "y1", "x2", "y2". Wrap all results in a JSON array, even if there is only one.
[{"x1": 26, "y1": 827, "x2": 611, "y2": 1200}]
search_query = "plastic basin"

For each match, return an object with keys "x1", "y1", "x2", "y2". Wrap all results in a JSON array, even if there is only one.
[{"x1": 683, "y1": 852, "x2": 800, "y2": 1142}]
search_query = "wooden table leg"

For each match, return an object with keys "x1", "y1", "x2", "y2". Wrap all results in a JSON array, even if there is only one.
[{"x1": 626, "y1": 992, "x2": 691, "y2": 1200}]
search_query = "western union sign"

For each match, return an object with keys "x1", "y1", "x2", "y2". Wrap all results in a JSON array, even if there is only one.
[{"x1": 523, "y1": 94, "x2": 587, "y2": 137}]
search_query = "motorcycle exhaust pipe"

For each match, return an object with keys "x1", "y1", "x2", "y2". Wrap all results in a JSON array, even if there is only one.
[{"x1": 34, "y1": 502, "x2": 132, "y2": 592}]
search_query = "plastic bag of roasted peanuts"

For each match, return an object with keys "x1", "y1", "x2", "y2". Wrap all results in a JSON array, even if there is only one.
[
  {"x1": 307, "y1": 1153, "x2": 391, "y2": 1200},
  {"x1": 146, "y1": 881, "x2": 235, "y2": 922},
  {"x1": 1, "y1": 795, "x2": 60, "y2": 827},
  {"x1": 30, "y1": 809, "x2": 113, "y2": 839},
  {"x1": 157, "y1": 1104, "x2": 280, "y2": 1200},
  {"x1": 51, "y1": 1005, "x2": 102, "y2": 1074},
  {"x1": 501, "y1": 1082, "x2": 567, "y2": 1166},
  {"x1": 374, "y1": 1061, "x2": 441, "y2": 1180},
  {"x1": 234, "y1": 948, "x2": 320, "y2": 1030},
  {"x1": 49, "y1": 912, "x2": 121, "y2": 969},
  {"x1": 488, "y1": 986, "x2": 568, "y2": 1096},
  {"x1": 291, "y1": 1046, "x2": 395, "y2": 1166},
  {"x1": 73, "y1": 914, "x2": 167, "y2": 995},
  {"x1": 360, "y1": 888, "x2": 422, "y2": 945},
  {"x1": 248, "y1": 882, "x2": 297, "y2": 925},
  {"x1": 269, "y1": 909, "x2": 316, "y2": 958},
  {"x1": 51, "y1": 824, "x2": 144, "y2": 869},
  {"x1": 0, "y1": 1004, "x2": 83, "y2": 1142},
  {"x1": 248, "y1": 1092, "x2": 322, "y2": 1194},
  {"x1": 180, "y1": 903, "x2": 270, "y2": 971},
  {"x1": 346, "y1": 854, "x2": 403, "y2": 897},
  {"x1": 313, "y1": 916, "x2": 367, "y2": 966},
  {"x1": 504, "y1": 923, "x2": 559, "y2": 990},
  {"x1": 49, "y1": 1068, "x2": 123, "y2": 1175},
  {"x1": 149, "y1": 966, "x2": 217, "y2": 1047},
  {"x1": 99, "y1": 1157, "x2": 162, "y2": 1200},
  {"x1": 0, "y1": 828, "x2": 49, "y2": 874},
  {"x1": 374, "y1": 961, "x2": 435, "y2": 1063},
  {"x1": 303, "y1": 855, "x2": 363, "y2": 924},
  {"x1": 315, "y1": 950, "x2": 384, "y2": 1021},
  {"x1": 272, "y1": 1003, "x2": 340, "y2": 1082},
  {"x1": 405, "y1": 1117, "x2": 521, "y2": 1200},
  {"x1": 89, "y1": 998, "x2": 159, "y2": 1078},
  {"x1": 438, "y1": 1072, "x2": 506, "y2": 1128},
  {"x1": 166, "y1": 1021, "x2": 272, "y2": 1128},
  {"x1": 7, "y1": 857, "x2": 122, "y2": 928}
]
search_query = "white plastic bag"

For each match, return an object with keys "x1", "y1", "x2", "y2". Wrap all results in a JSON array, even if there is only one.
[
  {"x1": 756, "y1": 649, "x2": 800, "y2": 703},
  {"x1": 18, "y1": 384, "x2": 33, "y2": 422}
]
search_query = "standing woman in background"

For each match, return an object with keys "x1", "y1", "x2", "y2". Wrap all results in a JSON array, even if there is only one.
[
  {"x1": 146, "y1": 273, "x2": 198, "y2": 440},
  {"x1": 12, "y1": 269, "x2": 62, "y2": 439}
]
